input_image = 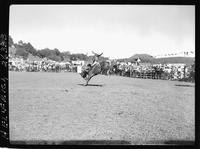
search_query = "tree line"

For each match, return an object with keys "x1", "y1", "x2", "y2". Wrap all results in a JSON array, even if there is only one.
[
  {"x1": 9, "y1": 35, "x2": 194, "y2": 65},
  {"x1": 9, "y1": 35, "x2": 108, "y2": 62}
]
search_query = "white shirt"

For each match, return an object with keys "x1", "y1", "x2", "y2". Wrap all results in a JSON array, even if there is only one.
[{"x1": 91, "y1": 61, "x2": 98, "y2": 67}]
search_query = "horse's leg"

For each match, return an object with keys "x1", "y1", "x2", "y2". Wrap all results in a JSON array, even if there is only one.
[
  {"x1": 84, "y1": 74, "x2": 95, "y2": 86},
  {"x1": 84, "y1": 78, "x2": 89, "y2": 86},
  {"x1": 84, "y1": 75, "x2": 90, "y2": 86},
  {"x1": 84, "y1": 76, "x2": 91, "y2": 86},
  {"x1": 107, "y1": 69, "x2": 109, "y2": 75}
]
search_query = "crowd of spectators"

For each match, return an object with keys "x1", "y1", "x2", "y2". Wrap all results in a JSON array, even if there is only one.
[
  {"x1": 9, "y1": 55, "x2": 195, "y2": 82},
  {"x1": 8, "y1": 56, "x2": 74, "y2": 72},
  {"x1": 109, "y1": 61, "x2": 195, "y2": 82}
]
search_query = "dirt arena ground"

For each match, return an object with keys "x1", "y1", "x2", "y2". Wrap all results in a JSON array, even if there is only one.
[{"x1": 9, "y1": 71, "x2": 195, "y2": 145}]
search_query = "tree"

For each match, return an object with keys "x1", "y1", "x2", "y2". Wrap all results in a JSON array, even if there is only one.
[
  {"x1": 37, "y1": 48, "x2": 51, "y2": 58},
  {"x1": 15, "y1": 48, "x2": 29, "y2": 59},
  {"x1": 18, "y1": 40, "x2": 23, "y2": 45},
  {"x1": 54, "y1": 48, "x2": 60, "y2": 56},
  {"x1": 9, "y1": 35, "x2": 14, "y2": 47},
  {"x1": 37, "y1": 48, "x2": 63, "y2": 61},
  {"x1": 24, "y1": 42, "x2": 37, "y2": 56},
  {"x1": 60, "y1": 51, "x2": 71, "y2": 61},
  {"x1": 69, "y1": 53, "x2": 88, "y2": 61},
  {"x1": 70, "y1": 54, "x2": 77, "y2": 61},
  {"x1": 62, "y1": 51, "x2": 71, "y2": 56}
]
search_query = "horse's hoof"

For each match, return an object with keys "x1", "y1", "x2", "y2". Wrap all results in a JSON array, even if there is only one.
[{"x1": 84, "y1": 81, "x2": 89, "y2": 86}]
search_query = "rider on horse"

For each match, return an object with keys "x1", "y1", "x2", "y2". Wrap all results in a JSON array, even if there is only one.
[
  {"x1": 80, "y1": 51, "x2": 103, "y2": 86},
  {"x1": 89, "y1": 51, "x2": 103, "y2": 69}
]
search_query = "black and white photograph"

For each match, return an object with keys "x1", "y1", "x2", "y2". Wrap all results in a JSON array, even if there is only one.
[{"x1": 8, "y1": 4, "x2": 195, "y2": 145}]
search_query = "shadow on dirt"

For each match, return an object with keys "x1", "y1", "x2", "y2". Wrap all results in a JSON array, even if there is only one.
[
  {"x1": 146, "y1": 140, "x2": 195, "y2": 145},
  {"x1": 164, "y1": 140, "x2": 194, "y2": 145},
  {"x1": 11, "y1": 140, "x2": 131, "y2": 145},
  {"x1": 175, "y1": 84, "x2": 194, "y2": 87},
  {"x1": 10, "y1": 140, "x2": 195, "y2": 145},
  {"x1": 77, "y1": 84, "x2": 103, "y2": 87},
  {"x1": 61, "y1": 140, "x2": 131, "y2": 145}
]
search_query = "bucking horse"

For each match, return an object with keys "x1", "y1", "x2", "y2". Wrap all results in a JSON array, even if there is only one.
[{"x1": 80, "y1": 51, "x2": 104, "y2": 86}]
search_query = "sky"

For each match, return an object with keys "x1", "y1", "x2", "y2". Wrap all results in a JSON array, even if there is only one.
[{"x1": 9, "y1": 5, "x2": 195, "y2": 59}]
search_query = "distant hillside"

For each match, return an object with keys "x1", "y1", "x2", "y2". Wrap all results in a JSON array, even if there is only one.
[
  {"x1": 129, "y1": 54, "x2": 155, "y2": 63},
  {"x1": 127, "y1": 54, "x2": 194, "y2": 65},
  {"x1": 153, "y1": 57, "x2": 195, "y2": 65}
]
